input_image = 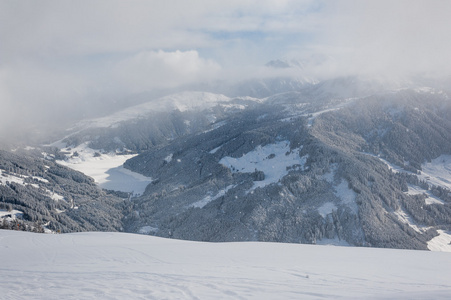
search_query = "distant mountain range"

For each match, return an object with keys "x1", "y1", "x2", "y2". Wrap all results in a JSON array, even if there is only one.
[{"x1": 1, "y1": 73, "x2": 451, "y2": 250}]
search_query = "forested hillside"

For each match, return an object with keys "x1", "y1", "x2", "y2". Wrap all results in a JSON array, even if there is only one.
[
  {"x1": 123, "y1": 86, "x2": 451, "y2": 250},
  {"x1": 0, "y1": 150, "x2": 129, "y2": 233}
]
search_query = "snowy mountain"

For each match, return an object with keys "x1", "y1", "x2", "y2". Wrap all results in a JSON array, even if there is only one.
[
  {"x1": 121, "y1": 80, "x2": 451, "y2": 250},
  {"x1": 2, "y1": 75, "x2": 451, "y2": 251},
  {"x1": 191, "y1": 59, "x2": 317, "y2": 98},
  {"x1": 2, "y1": 230, "x2": 451, "y2": 299},
  {"x1": 266, "y1": 58, "x2": 305, "y2": 69},
  {"x1": 73, "y1": 91, "x2": 232, "y2": 130},
  {"x1": 52, "y1": 91, "x2": 262, "y2": 153}
]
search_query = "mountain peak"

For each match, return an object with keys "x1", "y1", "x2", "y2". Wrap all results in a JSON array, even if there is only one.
[{"x1": 265, "y1": 59, "x2": 305, "y2": 69}]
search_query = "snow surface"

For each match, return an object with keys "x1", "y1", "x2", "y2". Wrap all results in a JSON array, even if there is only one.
[
  {"x1": 321, "y1": 166, "x2": 358, "y2": 214},
  {"x1": 305, "y1": 98, "x2": 356, "y2": 127},
  {"x1": 48, "y1": 190, "x2": 65, "y2": 202},
  {"x1": 0, "y1": 170, "x2": 65, "y2": 201},
  {"x1": 219, "y1": 141, "x2": 307, "y2": 191},
  {"x1": 334, "y1": 180, "x2": 358, "y2": 213},
  {"x1": 322, "y1": 167, "x2": 336, "y2": 183},
  {"x1": 364, "y1": 153, "x2": 450, "y2": 205},
  {"x1": 56, "y1": 143, "x2": 152, "y2": 195},
  {"x1": 406, "y1": 184, "x2": 445, "y2": 205},
  {"x1": 191, "y1": 185, "x2": 234, "y2": 208},
  {"x1": 0, "y1": 209, "x2": 23, "y2": 219},
  {"x1": 203, "y1": 120, "x2": 227, "y2": 134},
  {"x1": 318, "y1": 202, "x2": 337, "y2": 218},
  {"x1": 0, "y1": 169, "x2": 25, "y2": 185},
  {"x1": 375, "y1": 156, "x2": 402, "y2": 173},
  {"x1": 209, "y1": 145, "x2": 222, "y2": 154},
  {"x1": 32, "y1": 176, "x2": 49, "y2": 183},
  {"x1": 307, "y1": 106, "x2": 343, "y2": 127},
  {"x1": 1, "y1": 230, "x2": 451, "y2": 300},
  {"x1": 164, "y1": 153, "x2": 173, "y2": 163},
  {"x1": 315, "y1": 237, "x2": 351, "y2": 247},
  {"x1": 428, "y1": 230, "x2": 451, "y2": 252},
  {"x1": 393, "y1": 209, "x2": 430, "y2": 234},
  {"x1": 424, "y1": 196, "x2": 446, "y2": 205},
  {"x1": 420, "y1": 155, "x2": 451, "y2": 190},
  {"x1": 373, "y1": 154, "x2": 451, "y2": 191}
]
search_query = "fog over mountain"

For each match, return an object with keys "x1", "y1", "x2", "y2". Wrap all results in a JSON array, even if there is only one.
[{"x1": 1, "y1": 0, "x2": 451, "y2": 144}]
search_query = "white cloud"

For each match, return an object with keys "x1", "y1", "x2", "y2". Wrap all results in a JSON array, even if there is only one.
[
  {"x1": 307, "y1": 0, "x2": 451, "y2": 78},
  {"x1": 0, "y1": 69, "x2": 14, "y2": 138},
  {"x1": 2, "y1": 0, "x2": 449, "y2": 77},
  {"x1": 114, "y1": 50, "x2": 221, "y2": 93},
  {"x1": 0, "y1": 0, "x2": 317, "y2": 59}
]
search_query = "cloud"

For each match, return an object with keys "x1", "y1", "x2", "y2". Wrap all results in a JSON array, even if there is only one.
[
  {"x1": 0, "y1": 0, "x2": 318, "y2": 59},
  {"x1": 2, "y1": 0, "x2": 449, "y2": 78},
  {"x1": 1, "y1": 0, "x2": 451, "y2": 143},
  {"x1": 0, "y1": 69, "x2": 14, "y2": 139},
  {"x1": 0, "y1": 0, "x2": 319, "y2": 77},
  {"x1": 114, "y1": 50, "x2": 221, "y2": 93},
  {"x1": 305, "y1": 0, "x2": 451, "y2": 78}
]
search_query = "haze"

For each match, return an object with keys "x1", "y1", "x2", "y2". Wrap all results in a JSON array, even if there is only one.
[{"x1": 1, "y1": 0, "x2": 450, "y2": 143}]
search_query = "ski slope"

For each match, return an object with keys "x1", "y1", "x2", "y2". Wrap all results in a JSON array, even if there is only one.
[{"x1": 1, "y1": 230, "x2": 451, "y2": 300}]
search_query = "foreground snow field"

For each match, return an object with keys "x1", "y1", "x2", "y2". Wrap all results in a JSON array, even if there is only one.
[{"x1": 1, "y1": 231, "x2": 451, "y2": 299}]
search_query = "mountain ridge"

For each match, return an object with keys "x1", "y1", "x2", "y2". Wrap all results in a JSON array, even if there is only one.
[{"x1": 121, "y1": 84, "x2": 451, "y2": 249}]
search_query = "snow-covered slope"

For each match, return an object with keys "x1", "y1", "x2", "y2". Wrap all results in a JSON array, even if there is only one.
[
  {"x1": 49, "y1": 91, "x2": 263, "y2": 155},
  {"x1": 1, "y1": 230, "x2": 451, "y2": 300},
  {"x1": 0, "y1": 150, "x2": 127, "y2": 233},
  {"x1": 420, "y1": 155, "x2": 451, "y2": 191},
  {"x1": 122, "y1": 86, "x2": 451, "y2": 250},
  {"x1": 74, "y1": 91, "x2": 231, "y2": 129},
  {"x1": 219, "y1": 140, "x2": 308, "y2": 191}
]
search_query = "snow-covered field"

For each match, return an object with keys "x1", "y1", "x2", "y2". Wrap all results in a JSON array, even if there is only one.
[
  {"x1": 321, "y1": 165, "x2": 358, "y2": 216},
  {"x1": 55, "y1": 143, "x2": 152, "y2": 195},
  {"x1": 428, "y1": 230, "x2": 451, "y2": 252},
  {"x1": 1, "y1": 230, "x2": 451, "y2": 300},
  {"x1": 420, "y1": 155, "x2": 451, "y2": 190},
  {"x1": 219, "y1": 141, "x2": 307, "y2": 191}
]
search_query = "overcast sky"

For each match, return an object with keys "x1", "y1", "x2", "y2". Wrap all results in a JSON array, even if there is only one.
[{"x1": 1, "y1": 0, "x2": 450, "y2": 142}]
